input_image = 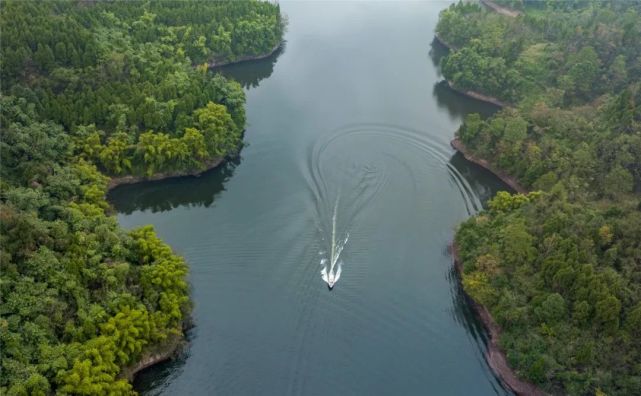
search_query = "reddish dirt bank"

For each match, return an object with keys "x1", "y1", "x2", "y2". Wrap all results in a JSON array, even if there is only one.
[
  {"x1": 451, "y1": 131, "x2": 540, "y2": 394},
  {"x1": 480, "y1": 0, "x2": 522, "y2": 18},
  {"x1": 451, "y1": 138, "x2": 527, "y2": 194},
  {"x1": 451, "y1": 243, "x2": 546, "y2": 396},
  {"x1": 108, "y1": 157, "x2": 224, "y2": 190}
]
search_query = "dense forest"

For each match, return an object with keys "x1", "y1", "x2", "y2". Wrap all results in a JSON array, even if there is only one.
[
  {"x1": 438, "y1": 1, "x2": 640, "y2": 104},
  {"x1": 438, "y1": 1, "x2": 641, "y2": 395},
  {"x1": 0, "y1": 1, "x2": 284, "y2": 394}
]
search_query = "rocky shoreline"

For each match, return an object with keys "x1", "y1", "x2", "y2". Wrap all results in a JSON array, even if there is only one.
[
  {"x1": 451, "y1": 243, "x2": 546, "y2": 396},
  {"x1": 433, "y1": 32, "x2": 455, "y2": 50},
  {"x1": 208, "y1": 42, "x2": 283, "y2": 68},
  {"x1": 107, "y1": 157, "x2": 224, "y2": 190},
  {"x1": 120, "y1": 334, "x2": 184, "y2": 382},
  {"x1": 450, "y1": 138, "x2": 543, "y2": 394},
  {"x1": 451, "y1": 138, "x2": 527, "y2": 193},
  {"x1": 438, "y1": 22, "x2": 540, "y2": 391},
  {"x1": 445, "y1": 80, "x2": 510, "y2": 108}
]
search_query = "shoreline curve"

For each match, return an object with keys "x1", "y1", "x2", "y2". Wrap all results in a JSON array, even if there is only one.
[
  {"x1": 439, "y1": 25, "x2": 538, "y2": 391},
  {"x1": 451, "y1": 243, "x2": 546, "y2": 396},
  {"x1": 451, "y1": 138, "x2": 527, "y2": 194},
  {"x1": 107, "y1": 42, "x2": 284, "y2": 192},
  {"x1": 445, "y1": 80, "x2": 510, "y2": 108},
  {"x1": 208, "y1": 42, "x2": 283, "y2": 68},
  {"x1": 434, "y1": 33, "x2": 455, "y2": 50},
  {"x1": 120, "y1": 335, "x2": 184, "y2": 382},
  {"x1": 105, "y1": 41, "x2": 283, "y2": 385},
  {"x1": 108, "y1": 157, "x2": 224, "y2": 191}
]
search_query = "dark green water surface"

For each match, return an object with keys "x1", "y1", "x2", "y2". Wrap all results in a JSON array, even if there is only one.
[{"x1": 109, "y1": 2, "x2": 513, "y2": 394}]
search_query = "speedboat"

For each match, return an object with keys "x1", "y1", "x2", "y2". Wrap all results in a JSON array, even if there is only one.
[
  {"x1": 327, "y1": 271, "x2": 336, "y2": 289},
  {"x1": 321, "y1": 263, "x2": 341, "y2": 289}
]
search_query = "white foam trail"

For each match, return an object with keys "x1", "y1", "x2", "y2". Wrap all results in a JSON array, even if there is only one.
[
  {"x1": 334, "y1": 263, "x2": 342, "y2": 281},
  {"x1": 321, "y1": 268, "x2": 329, "y2": 283},
  {"x1": 330, "y1": 195, "x2": 338, "y2": 271},
  {"x1": 321, "y1": 195, "x2": 345, "y2": 288}
]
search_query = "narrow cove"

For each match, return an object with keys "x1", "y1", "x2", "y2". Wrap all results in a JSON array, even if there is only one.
[{"x1": 109, "y1": 2, "x2": 515, "y2": 395}]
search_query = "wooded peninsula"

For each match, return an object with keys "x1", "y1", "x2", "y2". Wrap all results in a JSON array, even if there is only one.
[
  {"x1": 438, "y1": 1, "x2": 641, "y2": 395},
  {"x1": 0, "y1": 1, "x2": 284, "y2": 394}
]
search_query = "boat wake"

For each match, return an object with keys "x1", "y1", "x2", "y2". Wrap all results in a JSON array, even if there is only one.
[
  {"x1": 306, "y1": 123, "x2": 482, "y2": 290},
  {"x1": 320, "y1": 196, "x2": 348, "y2": 289}
]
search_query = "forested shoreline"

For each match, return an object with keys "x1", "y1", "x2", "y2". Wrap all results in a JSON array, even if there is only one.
[
  {"x1": 437, "y1": 1, "x2": 641, "y2": 395},
  {"x1": 0, "y1": 1, "x2": 284, "y2": 394}
]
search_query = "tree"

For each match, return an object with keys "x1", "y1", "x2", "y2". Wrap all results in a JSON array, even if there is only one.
[
  {"x1": 535, "y1": 293, "x2": 567, "y2": 324},
  {"x1": 625, "y1": 303, "x2": 641, "y2": 336},
  {"x1": 194, "y1": 102, "x2": 239, "y2": 157},
  {"x1": 34, "y1": 43, "x2": 54, "y2": 71},
  {"x1": 595, "y1": 295, "x2": 622, "y2": 331},
  {"x1": 603, "y1": 165, "x2": 634, "y2": 198},
  {"x1": 463, "y1": 272, "x2": 497, "y2": 306},
  {"x1": 566, "y1": 46, "x2": 601, "y2": 99},
  {"x1": 459, "y1": 113, "x2": 483, "y2": 143},
  {"x1": 608, "y1": 55, "x2": 628, "y2": 90},
  {"x1": 98, "y1": 132, "x2": 132, "y2": 175},
  {"x1": 0, "y1": 97, "x2": 71, "y2": 184},
  {"x1": 182, "y1": 127, "x2": 209, "y2": 167}
]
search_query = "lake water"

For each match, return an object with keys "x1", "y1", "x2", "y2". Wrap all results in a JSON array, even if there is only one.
[{"x1": 109, "y1": 2, "x2": 512, "y2": 394}]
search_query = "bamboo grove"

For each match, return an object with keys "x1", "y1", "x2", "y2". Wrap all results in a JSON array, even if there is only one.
[{"x1": 0, "y1": 1, "x2": 284, "y2": 394}]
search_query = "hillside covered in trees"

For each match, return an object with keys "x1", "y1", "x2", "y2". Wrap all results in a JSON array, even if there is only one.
[
  {"x1": 0, "y1": 1, "x2": 284, "y2": 394},
  {"x1": 438, "y1": 1, "x2": 641, "y2": 395}
]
